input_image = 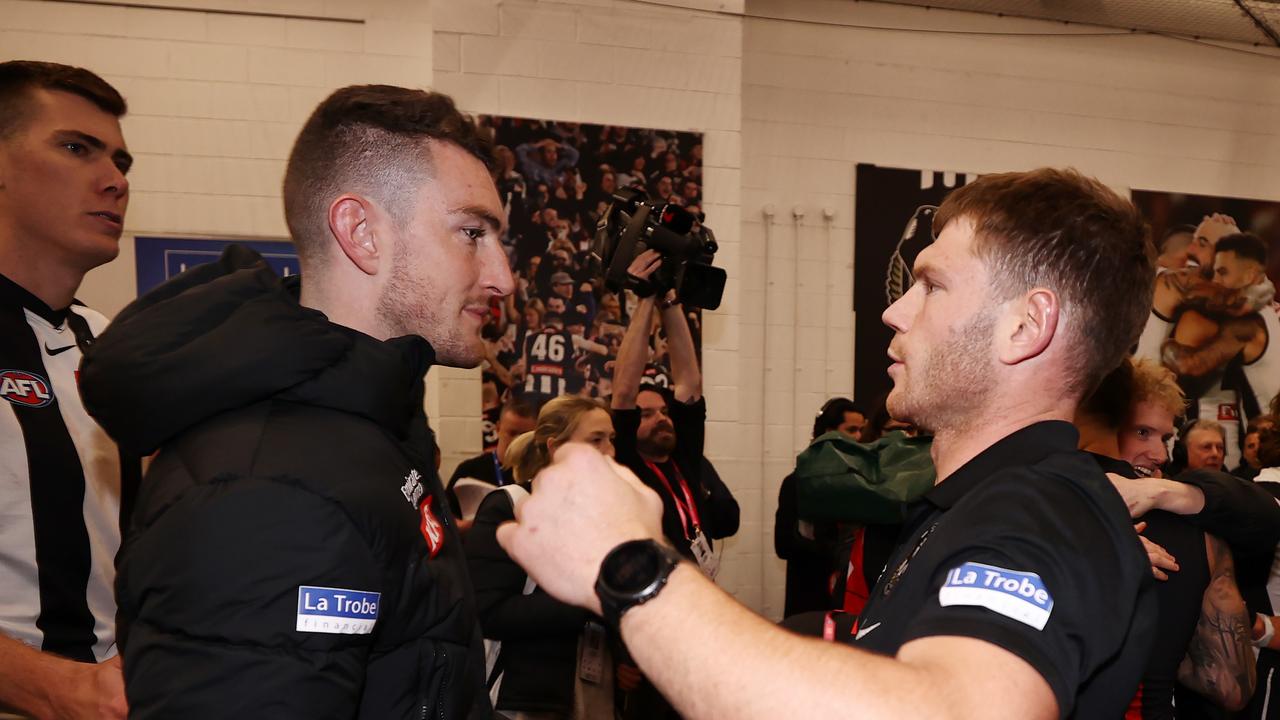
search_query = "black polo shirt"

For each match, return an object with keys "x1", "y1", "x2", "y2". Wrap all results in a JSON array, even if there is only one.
[{"x1": 851, "y1": 421, "x2": 1156, "y2": 718}]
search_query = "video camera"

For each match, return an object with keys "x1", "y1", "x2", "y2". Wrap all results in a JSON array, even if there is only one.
[{"x1": 591, "y1": 188, "x2": 726, "y2": 310}]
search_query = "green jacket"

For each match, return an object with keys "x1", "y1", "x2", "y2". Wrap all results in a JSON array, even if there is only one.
[{"x1": 794, "y1": 430, "x2": 935, "y2": 524}]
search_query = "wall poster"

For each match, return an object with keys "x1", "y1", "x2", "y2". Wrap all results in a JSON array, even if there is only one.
[{"x1": 473, "y1": 116, "x2": 705, "y2": 452}]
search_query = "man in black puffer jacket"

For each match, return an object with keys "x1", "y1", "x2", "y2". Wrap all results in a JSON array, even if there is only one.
[{"x1": 79, "y1": 85, "x2": 514, "y2": 719}]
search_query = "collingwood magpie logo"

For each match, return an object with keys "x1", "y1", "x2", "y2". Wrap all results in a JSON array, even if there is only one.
[
  {"x1": 400, "y1": 469, "x2": 424, "y2": 507},
  {"x1": 885, "y1": 205, "x2": 937, "y2": 306}
]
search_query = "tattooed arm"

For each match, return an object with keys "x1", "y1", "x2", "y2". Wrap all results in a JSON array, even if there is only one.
[
  {"x1": 1161, "y1": 318, "x2": 1258, "y2": 378},
  {"x1": 1177, "y1": 533, "x2": 1256, "y2": 711}
]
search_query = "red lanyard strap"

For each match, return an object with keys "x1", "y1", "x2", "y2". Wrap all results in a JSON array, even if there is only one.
[{"x1": 644, "y1": 459, "x2": 702, "y2": 539}]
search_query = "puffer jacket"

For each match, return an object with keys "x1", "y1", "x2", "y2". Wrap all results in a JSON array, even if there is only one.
[{"x1": 80, "y1": 245, "x2": 490, "y2": 719}]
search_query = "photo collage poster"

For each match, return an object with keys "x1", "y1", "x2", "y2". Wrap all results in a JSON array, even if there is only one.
[
  {"x1": 475, "y1": 116, "x2": 705, "y2": 451},
  {"x1": 1131, "y1": 188, "x2": 1280, "y2": 467}
]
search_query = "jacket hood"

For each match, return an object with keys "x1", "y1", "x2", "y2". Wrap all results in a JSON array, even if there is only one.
[{"x1": 80, "y1": 244, "x2": 434, "y2": 456}]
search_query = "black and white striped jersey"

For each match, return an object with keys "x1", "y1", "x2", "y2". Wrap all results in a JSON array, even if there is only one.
[{"x1": 0, "y1": 272, "x2": 121, "y2": 662}]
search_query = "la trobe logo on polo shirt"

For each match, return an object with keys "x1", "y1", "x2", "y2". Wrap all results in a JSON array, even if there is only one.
[{"x1": 938, "y1": 561, "x2": 1055, "y2": 631}]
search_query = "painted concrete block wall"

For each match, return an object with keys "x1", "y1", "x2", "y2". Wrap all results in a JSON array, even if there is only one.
[
  {"x1": 431, "y1": 0, "x2": 760, "y2": 606},
  {"x1": 742, "y1": 0, "x2": 1280, "y2": 617},
  {"x1": 4, "y1": 0, "x2": 430, "y2": 316},
  {"x1": 0, "y1": 0, "x2": 493, "y2": 472}
]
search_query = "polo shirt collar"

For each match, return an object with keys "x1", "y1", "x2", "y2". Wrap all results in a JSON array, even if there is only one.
[{"x1": 925, "y1": 420, "x2": 1080, "y2": 510}]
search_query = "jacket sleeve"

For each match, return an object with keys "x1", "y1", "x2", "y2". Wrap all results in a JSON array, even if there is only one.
[
  {"x1": 463, "y1": 491, "x2": 589, "y2": 640},
  {"x1": 613, "y1": 406, "x2": 643, "y2": 470},
  {"x1": 697, "y1": 456, "x2": 740, "y2": 540},
  {"x1": 1176, "y1": 468, "x2": 1280, "y2": 553},
  {"x1": 118, "y1": 476, "x2": 383, "y2": 719},
  {"x1": 670, "y1": 397, "x2": 706, "y2": 465}
]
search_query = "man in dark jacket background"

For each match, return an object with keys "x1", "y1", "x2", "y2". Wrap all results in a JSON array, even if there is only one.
[{"x1": 80, "y1": 85, "x2": 514, "y2": 718}]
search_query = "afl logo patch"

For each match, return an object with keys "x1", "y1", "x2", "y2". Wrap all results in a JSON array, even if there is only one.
[
  {"x1": 0, "y1": 370, "x2": 53, "y2": 408},
  {"x1": 420, "y1": 495, "x2": 445, "y2": 559}
]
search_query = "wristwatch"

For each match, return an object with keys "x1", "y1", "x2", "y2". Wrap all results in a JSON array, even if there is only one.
[{"x1": 595, "y1": 539, "x2": 683, "y2": 628}]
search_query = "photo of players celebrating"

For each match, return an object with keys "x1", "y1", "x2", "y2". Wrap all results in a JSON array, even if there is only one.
[
  {"x1": 473, "y1": 116, "x2": 705, "y2": 452},
  {"x1": 1131, "y1": 189, "x2": 1280, "y2": 472}
]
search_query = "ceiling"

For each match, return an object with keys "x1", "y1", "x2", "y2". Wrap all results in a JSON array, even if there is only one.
[{"x1": 869, "y1": 0, "x2": 1280, "y2": 46}]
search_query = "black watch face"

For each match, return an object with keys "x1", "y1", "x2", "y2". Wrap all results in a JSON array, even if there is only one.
[{"x1": 605, "y1": 541, "x2": 662, "y2": 594}]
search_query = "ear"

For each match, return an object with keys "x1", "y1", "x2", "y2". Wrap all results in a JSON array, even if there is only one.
[
  {"x1": 328, "y1": 195, "x2": 380, "y2": 276},
  {"x1": 545, "y1": 437, "x2": 561, "y2": 459},
  {"x1": 996, "y1": 287, "x2": 1059, "y2": 365}
]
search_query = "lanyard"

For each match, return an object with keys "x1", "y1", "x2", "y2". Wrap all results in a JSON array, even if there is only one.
[
  {"x1": 645, "y1": 459, "x2": 701, "y2": 540},
  {"x1": 492, "y1": 452, "x2": 508, "y2": 487}
]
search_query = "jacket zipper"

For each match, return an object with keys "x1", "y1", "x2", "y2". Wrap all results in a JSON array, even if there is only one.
[{"x1": 420, "y1": 646, "x2": 450, "y2": 720}]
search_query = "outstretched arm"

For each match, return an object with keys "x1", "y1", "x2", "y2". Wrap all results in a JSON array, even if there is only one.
[
  {"x1": 496, "y1": 446, "x2": 1059, "y2": 720},
  {"x1": 610, "y1": 250, "x2": 663, "y2": 410},
  {"x1": 571, "y1": 335, "x2": 610, "y2": 356},
  {"x1": 662, "y1": 300, "x2": 701, "y2": 403}
]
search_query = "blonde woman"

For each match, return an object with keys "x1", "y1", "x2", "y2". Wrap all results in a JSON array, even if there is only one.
[{"x1": 464, "y1": 396, "x2": 617, "y2": 720}]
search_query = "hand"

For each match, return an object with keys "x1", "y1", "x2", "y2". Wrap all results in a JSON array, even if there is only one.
[
  {"x1": 616, "y1": 662, "x2": 644, "y2": 692},
  {"x1": 1194, "y1": 213, "x2": 1240, "y2": 250},
  {"x1": 1134, "y1": 521, "x2": 1179, "y2": 581},
  {"x1": 497, "y1": 444, "x2": 664, "y2": 614},
  {"x1": 626, "y1": 249, "x2": 663, "y2": 282}
]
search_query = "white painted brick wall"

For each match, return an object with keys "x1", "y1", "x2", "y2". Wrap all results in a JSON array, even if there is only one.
[
  {"x1": 0, "y1": 0, "x2": 459, "y2": 471},
  {"x1": 743, "y1": 0, "x2": 1280, "y2": 616}
]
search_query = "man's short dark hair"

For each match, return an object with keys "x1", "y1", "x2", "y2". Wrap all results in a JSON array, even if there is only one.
[
  {"x1": 501, "y1": 396, "x2": 537, "y2": 421},
  {"x1": 638, "y1": 384, "x2": 674, "y2": 408},
  {"x1": 813, "y1": 397, "x2": 861, "y2": 440},
  {"x1": 1158, "y1": 224, "x2": 1196, "y2": 255},
  {"x1": 283, "y1": 84, "x2": 493, "y2": 266},
  {"x1": 1248, "y1": 415, "x2": 1277, "y2": 435},
  {"x1": 934, "y1": 168, "x2": 1155, "y2": 396},
  {"x1": 1214, "y1": 233, "x2": 1268, "y2": 266},
  {"x1": 0, "y1": 60, "x2": 126, "y2": 139}
]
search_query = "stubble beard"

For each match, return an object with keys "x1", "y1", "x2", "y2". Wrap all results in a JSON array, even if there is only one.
[
  {"x1": 887, "y1": 308, "x2": 998, "y2": 437},
  {"x1": 376, "y1": 244, "x2": 482, "y2": 368}
]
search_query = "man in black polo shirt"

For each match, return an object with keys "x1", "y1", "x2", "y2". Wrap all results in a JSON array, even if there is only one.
[
  {"x1": 497, "y1": 168, "x2": 1159, "y2": 719},
  {"x1": 1077, "y1": 358, "x2": 1253, "y2": 716}
]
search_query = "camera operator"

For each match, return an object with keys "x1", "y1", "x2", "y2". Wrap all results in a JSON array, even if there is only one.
[
  {"x1": 610, "y1": 250, "x2": 738, "y2": 576},
  {"x1": 607, "y1": 250, "x2": 737, "y2": 719}
]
